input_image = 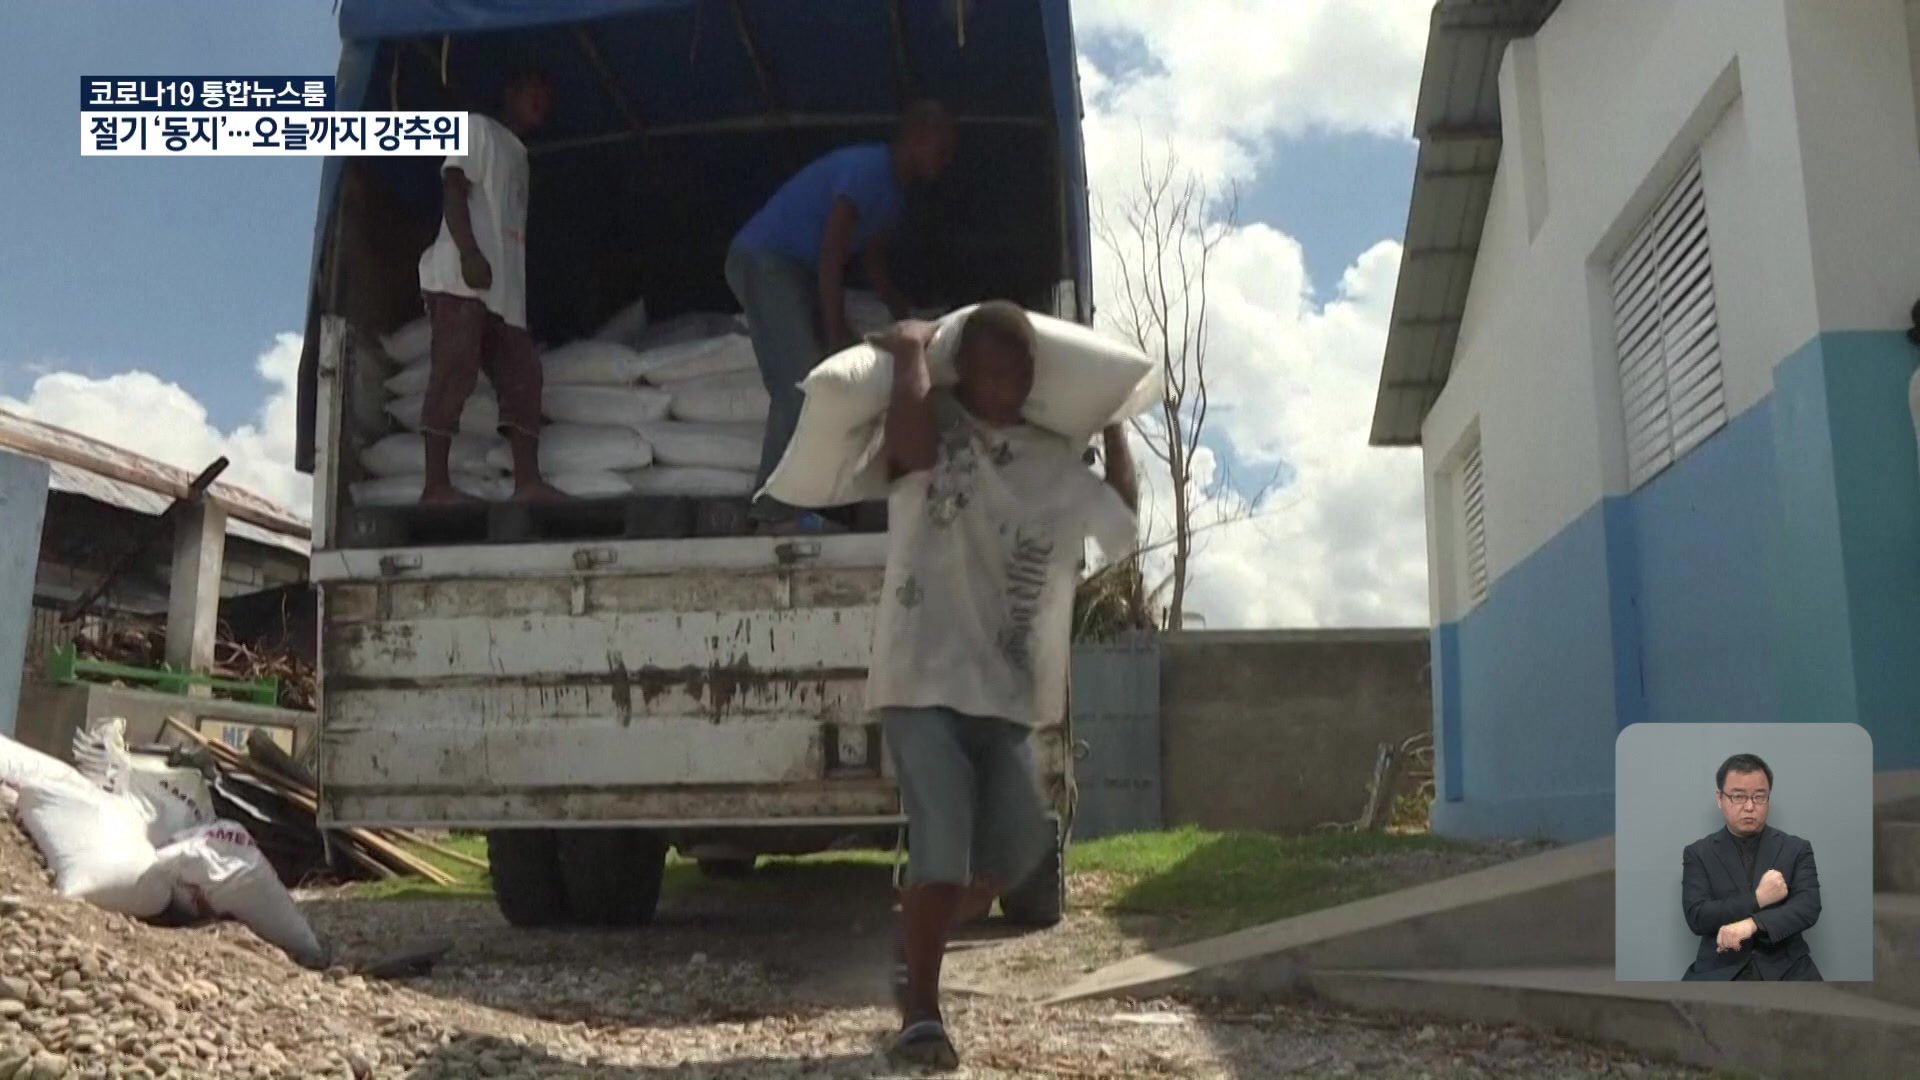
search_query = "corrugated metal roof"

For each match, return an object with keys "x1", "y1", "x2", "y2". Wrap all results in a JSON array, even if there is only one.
[
  {"x1": 0, "y1": 410, "x2": 311, "y2": 555},
  {"x1": 1369, "y1": 0, "x2": 1564, "y2": 447}
]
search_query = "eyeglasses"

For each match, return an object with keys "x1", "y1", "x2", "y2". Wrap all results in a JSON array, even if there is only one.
[{"x1": 1719, "y1": 791, "x2": 1769, "y2": 807}]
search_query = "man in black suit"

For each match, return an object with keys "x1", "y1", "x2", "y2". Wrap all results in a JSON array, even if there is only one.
[{"x1": 1680, "y1": 753, "x2": 1823, "y2": 980}]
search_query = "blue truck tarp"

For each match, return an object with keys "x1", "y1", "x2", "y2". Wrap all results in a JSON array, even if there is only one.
[{"x1": 295, "y1": 0, "x2": 1089, "y2": 473}]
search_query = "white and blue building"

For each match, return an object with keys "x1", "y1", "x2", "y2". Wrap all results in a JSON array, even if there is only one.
[{"x1": 1372, "y1": 0, "x2": 1920, "y2": 840}]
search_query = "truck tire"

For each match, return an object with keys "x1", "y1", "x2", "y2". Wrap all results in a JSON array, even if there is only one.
[
  {"x1": 999, "y1": 822, "x2": 1066, "y2": 929},
  {"x1": 697, "y1": 857, "x2": 756, "y2": 879},
  {"x1": 557, "y1": 829, "x2": 669, "y2": 928},
  {"x1": 485, "y1": 829, "x2": 568, "y2": 929}
]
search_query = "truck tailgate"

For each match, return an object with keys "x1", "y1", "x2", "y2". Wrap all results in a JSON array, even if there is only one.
[{"x1": 313, "y1": 535, "x2": 898, "y2": 827}]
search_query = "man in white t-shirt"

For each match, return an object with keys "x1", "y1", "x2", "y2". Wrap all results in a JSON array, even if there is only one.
[
  {"x1": 867, "y1": 304, "x2": 1139, "y2": 1070},
  {"x1": 414, "y1": 69, "x2": 560, "y2": 503}
]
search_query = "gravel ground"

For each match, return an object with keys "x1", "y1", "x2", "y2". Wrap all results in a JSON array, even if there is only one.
[{"x1": 1, "y1": 821, "x2": 1711, "y2": 1079}]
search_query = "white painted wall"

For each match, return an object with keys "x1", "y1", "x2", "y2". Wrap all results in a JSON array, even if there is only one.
[{"x1": 1420, "y1": 0, "x2": 1920, "y2": 625}]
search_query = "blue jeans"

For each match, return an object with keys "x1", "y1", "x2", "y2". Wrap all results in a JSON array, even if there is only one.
[
  {"x1": 725, "y1": 244, "x2": 824, "y2": 515},
  {"x1": 880, "y1": 706, "x2": 1052, "y2": 888}
]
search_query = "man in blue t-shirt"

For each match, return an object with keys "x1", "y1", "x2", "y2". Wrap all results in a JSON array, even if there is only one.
[{"x1": 726, "y1": 100, "x2": 957, "y2": 531}]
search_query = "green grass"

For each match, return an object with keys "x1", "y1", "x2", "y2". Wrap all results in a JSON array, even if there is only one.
[
  {"x1": 1069, "y1": 827, "x2": 1466, "y2": 934},
  {"x1": 345, "y1": 828, "x2": 1466, "y2": 937}
]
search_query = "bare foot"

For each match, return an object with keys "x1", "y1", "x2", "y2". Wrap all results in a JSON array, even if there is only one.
[
  {"x1": 511, "y1": 480, "x2": 570, "y2": 503},
  {"x1": 419, "y1": 485, "x2": 486, "y2": 506}
]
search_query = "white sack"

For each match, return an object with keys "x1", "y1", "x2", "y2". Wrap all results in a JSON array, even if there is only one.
[
  {"x1": 634, "y1": 420, "x2": 764, "y2": 471},
  {"x1": 156, "y1": 821, "x2": 326, "y2": 968},
  {"x1": 486, "y1": 423, "x2": 653, "y2": 473},
  {"x1": 547, "y1": 470, "x2": 633, "y2": 498},
  {"x1": 360, "y1": 432, "x2": 504, "y2": 477},
  {"x1": 127, "y1": 757, "x2": 215, "y2": 844},
  {"x1": 632, "y1": 311, "x2": 745, "y2": 352},
  {"x1": 349, "y1": 473, "x2": 504, "y2": 507},
  {"x1": 542, "y1": 384, "x2": 672, "y2": 427},
  {"x1": 668, "y1": 370, "x2": 772, "y2": 424},
  {"x1": 764, "y1": 307, "x2": 1161, "y2": 508},
  {"x1": 0, "y1": 735, "x2": 86, "y2": 812},
  {"x1": 70, "y1": 717, "x2": 207, "y2": 847},
  {"x1": 383, "y1": 360, "x2": 494, "y2": 398},
  {"x1": 16, "y1": 781, "x2": 171, "y2": 918},
  {"x1": 633, "y1": 335, "x2": 758, "y2": 385},
  {"x1": 617, "y1": 466, "x2": 758, "y2": 498},
  {"x1": 380, "y1": 316, "x2": 433, "y2": 364},
  {"x1": 386, "y1": 392, "x2": 500, "y2": 436},
  {"x1": 542, "y1": 340, "x2": 648, "y2": 386},
  {"x1": 593, "y1": 296, "x2": 651, "y2": 346}
]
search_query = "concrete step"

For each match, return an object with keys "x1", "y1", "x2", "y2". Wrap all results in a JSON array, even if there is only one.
[
  {"x1": 1049, "y1": 836, "x2": 1613, "y2": 1004},
  {"x1": 1832, "y1": 893, "x2": 1920, "y2": 1011},
  {"x1": 1878, "y1": 822, "x2": 1920, "y2": 893},
  {"x1": 1876, "y1": 770, "x2": 1920, "y2": 822},
  {"x1": 1310, "y1": 965, "x2": 1920, "y2": 1080}
]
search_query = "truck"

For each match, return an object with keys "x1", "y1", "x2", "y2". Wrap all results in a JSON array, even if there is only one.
[{"x1": 292, "y1": 0, "x2": 1095, "y2": 930}]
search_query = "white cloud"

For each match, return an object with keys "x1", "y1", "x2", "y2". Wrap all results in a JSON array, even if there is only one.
[
  {"x1": 2, "y1": 333, "x2": 310, "y2": 519},
  {"x1": 1082, "y1": 0, "x2": 1432, "y2": 628},
  {"x1": 1077, "y1": 0, "x2": 1432, "y2": 191}
]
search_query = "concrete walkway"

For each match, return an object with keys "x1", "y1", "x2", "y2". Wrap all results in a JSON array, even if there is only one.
[{"x1": 1048, "y1": 770, "x2": 1920, "y2": 1079}]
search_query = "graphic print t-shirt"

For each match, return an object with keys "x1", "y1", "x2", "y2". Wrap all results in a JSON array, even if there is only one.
[
  {"x1": 866, "y1": 391, "x2": 1138, "y2": 728},
  {"x1": 417, "y1": 113, "x2": 530, "y2": 327}
]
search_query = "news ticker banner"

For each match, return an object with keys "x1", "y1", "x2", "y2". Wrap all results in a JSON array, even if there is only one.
[{"x1": 81, "y1": 77, "x2": 467, "y2": 157}]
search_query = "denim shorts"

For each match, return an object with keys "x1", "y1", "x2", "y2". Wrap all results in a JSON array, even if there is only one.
[{"x1": 881, "y1": 705, "x2": 1053, "y2": 888}]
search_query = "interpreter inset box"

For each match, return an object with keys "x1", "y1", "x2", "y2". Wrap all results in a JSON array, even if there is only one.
[{"x1": 1614, "y1": 722, "x2": 1872, "y2": 982}]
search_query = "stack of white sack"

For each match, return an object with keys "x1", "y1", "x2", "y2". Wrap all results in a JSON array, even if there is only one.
[
  {"x1": 531, "y1": 311, "x2": 765, "y2": 497},
  {"x1": 356, "y1": 315, "x2": 509, "y2": 507},
  {"x1": 763, "y1": 304, "x2": 1164, "y2": 508},
  {"x1": 1, "y1": 720, "x2": 328, "y2": 967}
]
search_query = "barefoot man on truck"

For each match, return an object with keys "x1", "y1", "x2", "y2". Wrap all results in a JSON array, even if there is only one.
[
  {"x1": 414, "y1": 68, "x2": 562, "y2": 504},
  {"x1": 867, "y1": 305, "x2": 1139, "y2": 1070}
]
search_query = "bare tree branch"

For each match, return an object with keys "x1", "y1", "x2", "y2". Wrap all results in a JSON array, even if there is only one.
[{"x1": 1087, "y1": 141, "x2": 1276, "y2": 631}]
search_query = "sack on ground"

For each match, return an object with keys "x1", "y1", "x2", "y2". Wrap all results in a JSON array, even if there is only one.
[
  {"x1": 764, "y1": 306, "x2": 1160, "y2": 507},
  {"x1": 380, "y1": 316, "x2": 433, "y2": 364},
  {"x1": 486, "y1": 423, "x2": 653, "y2": 474},
  {"x1": 360, "y1": 432, "x2": 503, "y2": 477},
  {"x1": 633, "y1": 335, "x2": 757, "y2": 385},
  {"x1": 70, "y1": 716, "x2": 207, "y2": 846},
  {"x1": 546, "y1": 470, "x2": 633, "y2": 498},
  {"x1": 668, "y1": 370, "x2": 771, "y2": 424},
  {"x1": 592, "y1": 296, "x2": 650, "y2": 347},
  {"x1": 383, "y1": 360, "x2": 494, "y2": 399},
  {"x1": 542, "y1": 340, "x2": 648, "y2": 386},
  {"x1": 16, "y1": 780, "x2": 172, "y2": 918},
  {"x1": 617, "y1": 465, "x2": 758, "y2": 498},
  {"x1": 0, "y1": 734, "x2": 87, "y2": 811},
  {"x1": 350, "y1": 472, "x2": 503, "y2": 507},
  {"x1": 631, "y1": 312, "x2": 745, "y2": 352},
  {"x1": 385, "y1": 392, "x2": 500, "y2": 436},
  {"x1": 155, "y1": 821, "x2": 327, "y2": 968},
  {"x1": 634, "y1": 420, "x2": 764, "y2": 471},
  {"x1": 542, "y1": 384, "x2": 672, "y2": 427}
]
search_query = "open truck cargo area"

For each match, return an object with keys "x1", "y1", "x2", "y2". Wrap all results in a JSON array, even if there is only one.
[{"x1": 296, "y1": 0, "x2": 1090, "y2": 928}]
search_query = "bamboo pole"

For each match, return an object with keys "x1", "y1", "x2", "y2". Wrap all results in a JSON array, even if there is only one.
[{"x1": 162, "y1": 718, "x2": 457, "y2": 886}]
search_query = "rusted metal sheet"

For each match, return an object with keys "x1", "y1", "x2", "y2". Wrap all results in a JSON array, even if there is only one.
[
  {"x1": 323, "y1": 779, "x2": 904, "y2": 829},
  {"x1": 327, "y1": 608, "x2": 876, "y2": 681},
  {"x1": 318, "y1": 541, "x2": 1073, "y2": 831}
]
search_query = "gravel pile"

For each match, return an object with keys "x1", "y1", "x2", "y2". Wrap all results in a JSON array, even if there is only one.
[{"x1": 2, "y1": 819, "x2": 1713, "y2": 1079}]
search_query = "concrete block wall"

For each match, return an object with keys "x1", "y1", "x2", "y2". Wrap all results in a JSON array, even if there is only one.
[{"x1": 1158, "y1": 630, "x2": 1432, "y2": 834}]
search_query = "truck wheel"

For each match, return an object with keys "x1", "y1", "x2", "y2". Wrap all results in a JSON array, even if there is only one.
[
  {"x1": 485, "y1": 829, "x2": 568, "y2": 929},
  {"x1": 999, "y1": 823, "x2": 1067, "y2": 929},
  {"x1": 557, "y1": 829, "x2": 668, "y2": 928},
  {"x1": 697, "y1": 857, "x2": 756, "y2": 879}
]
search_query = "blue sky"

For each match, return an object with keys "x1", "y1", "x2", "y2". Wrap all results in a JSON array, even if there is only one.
[
  {"x1": 0, "y1": 2, "x2": 1413, "y2": 434},
  {"x1": 0, "y1": 1, "x2": 336, "y2": 428}
]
